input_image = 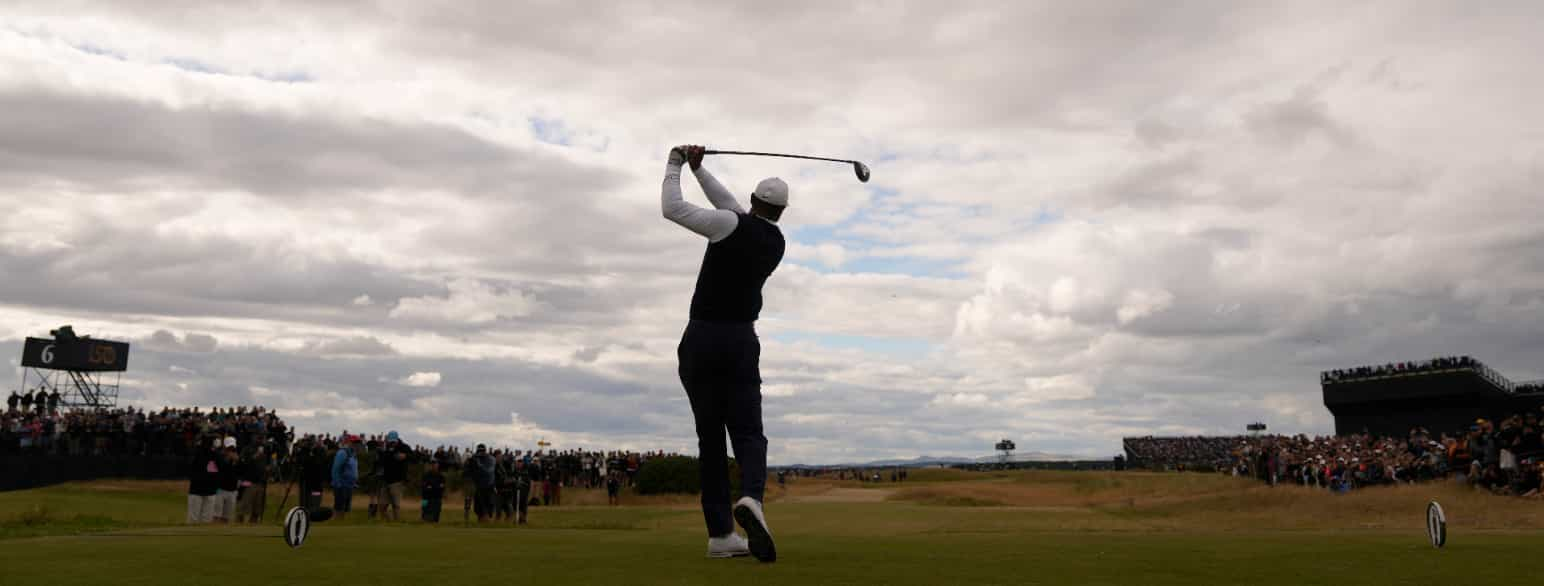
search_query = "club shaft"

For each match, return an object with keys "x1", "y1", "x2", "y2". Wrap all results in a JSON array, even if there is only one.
[{"x1": 703, "y1": 150, "x2": 856, "y2": 165}]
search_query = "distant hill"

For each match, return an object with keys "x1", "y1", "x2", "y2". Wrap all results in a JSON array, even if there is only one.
[{"x1": 777, "y1": 451, "x2": 1082, "y2": 469}]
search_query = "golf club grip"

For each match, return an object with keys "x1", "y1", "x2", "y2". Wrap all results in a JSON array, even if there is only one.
[{"x1": 703, "y1": 150, "x2": 855, "y2": 165}]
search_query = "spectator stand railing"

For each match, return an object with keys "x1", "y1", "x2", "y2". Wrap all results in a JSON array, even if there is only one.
[
  {"x1": 1515, "y1": 380, "x2": 1544, "y2": 395},
  {"x1": 1321, "y1": 356, "x2": 1518, "y2": 393}
]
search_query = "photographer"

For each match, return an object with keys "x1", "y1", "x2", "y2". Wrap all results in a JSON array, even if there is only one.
[
  {"x1": 237, "y1": 445, "x2": 269, "y2": 523},
  {"x1": 186, "y1": 436, "x2": 220, "y2": 524},
  {"x1": 297, "y1": 437, "x2": 330, "y2": 511}
]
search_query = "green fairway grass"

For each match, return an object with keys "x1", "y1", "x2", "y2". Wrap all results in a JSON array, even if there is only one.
[{"x1": 1, "y1": 473, "x2": 1538, "y2": 585}]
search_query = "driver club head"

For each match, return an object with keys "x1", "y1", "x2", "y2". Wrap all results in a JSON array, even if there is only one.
[{"x1": 854, "y1": 161, "x2": 871, "y2": 183}]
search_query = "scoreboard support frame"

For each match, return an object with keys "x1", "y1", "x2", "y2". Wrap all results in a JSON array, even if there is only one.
[
  {"x1": 20, "y1": 367, "x2": 122, "y2": 410},
  {"x1": 16, "y1": 327, "x2": 130, "y2": 410}
]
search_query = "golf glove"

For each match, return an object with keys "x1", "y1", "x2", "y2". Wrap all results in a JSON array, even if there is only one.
[
  {"x1": 685, "y1": 145, "x2": 706, "y2": 170},
  {"x1": 668, "y1": 146, "x2": 687, "y2": 167}
]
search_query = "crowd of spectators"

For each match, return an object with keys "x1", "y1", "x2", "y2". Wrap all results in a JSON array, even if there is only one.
[
  {"x1": 272, "y1": 431, "x2": 681, "y2": 525},
  {"x1": 283, "y1": 431, "x2": 675, "y2": 489},
  {"x1": 1125, "y1": 406, "x2": 1544, "y2": 497},
  {"x1": 1321, "y1": 356, "x2": 1480, "y2": 384},
  {"x1": 1122, "y1": 436, "x2": 1234, "y2": 471},
  {"x1": 2, "y1": 402, "x2": 288, "y2": 459},
  {"x1": 6, "y1": 389, "x2": 61, "y2": 415},
  {"x1": 4, "y1": 399, "x2": 685, "y2": 526},
  {"x1": 1319, "y1": 355, "x2": 1524, "y2": 393}
]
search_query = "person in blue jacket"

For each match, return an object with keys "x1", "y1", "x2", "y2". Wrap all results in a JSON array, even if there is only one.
[{"x1": 331, "y1": 435, "x2": 360, "y2": 520}]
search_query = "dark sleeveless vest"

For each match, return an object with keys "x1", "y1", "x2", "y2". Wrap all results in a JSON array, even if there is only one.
[{"x1": 689, "y1": 214, "x2": 785, "y2": 323}]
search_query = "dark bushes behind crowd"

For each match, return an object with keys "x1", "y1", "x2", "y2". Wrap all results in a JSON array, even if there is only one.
[{"x1": 2, "y1": 403, "x2": 686, "y2": 500}]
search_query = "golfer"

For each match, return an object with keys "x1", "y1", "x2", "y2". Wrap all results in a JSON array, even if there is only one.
[{"x1": 662, "y1": 144, "x2": 785, "y2": 562}]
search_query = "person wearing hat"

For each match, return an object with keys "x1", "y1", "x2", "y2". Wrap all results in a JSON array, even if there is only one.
[
  {"x1": 661, "y1": 144, "x2": 786, "y2": 562},
  {"x1": 331, "y1": 434, "x2": 361, "y2": 520},
  {"x1": 378, "y1": 430, "x2": 413, "y2": 521},
  {"x1": 214, "y1": 438, "x2": 240, "y2": 524},
  {"x1": 468, "y1": 443, "x2": 497, "y2": 523}
]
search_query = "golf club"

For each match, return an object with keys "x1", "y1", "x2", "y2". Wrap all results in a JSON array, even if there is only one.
[{"x1": 703, "y1": 149, "x2": 871, "y2": 183}]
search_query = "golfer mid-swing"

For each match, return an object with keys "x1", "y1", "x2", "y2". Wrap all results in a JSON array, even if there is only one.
[{"x1": 662, "y1": 144, "x2": 785, "y2": 562}]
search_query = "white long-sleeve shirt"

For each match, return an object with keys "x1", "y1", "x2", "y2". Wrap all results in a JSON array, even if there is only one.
[{"x1": 661, "y1": 162, "x2": 746, "y2": 242}]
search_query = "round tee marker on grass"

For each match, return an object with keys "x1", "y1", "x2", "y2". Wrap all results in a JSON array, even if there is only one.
[
  {"x1": 284, "y1": 506, "x2": 311, "y2": 549},
  {"x1": 1425, "y1": 501, "x2": 1446, "y2": 548}
]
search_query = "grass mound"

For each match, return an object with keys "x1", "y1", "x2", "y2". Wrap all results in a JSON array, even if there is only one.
[{"x1": 1, "y1": 504, "x2": 139, "y2": 539}]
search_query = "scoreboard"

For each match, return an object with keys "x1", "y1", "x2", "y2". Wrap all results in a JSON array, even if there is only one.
[{"x1": 21, "y1": 337, "x2": 130, "y2": 372}]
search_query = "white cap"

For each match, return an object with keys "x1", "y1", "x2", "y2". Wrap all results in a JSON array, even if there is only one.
[
  {"x1": 223, "y1": 436, "x2": 237, "y2": 448},
  {"x1": 752, "y1": 177, "x2": 789, "y2": 207}
]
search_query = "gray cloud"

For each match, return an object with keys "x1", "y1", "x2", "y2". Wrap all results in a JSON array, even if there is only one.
[
  {"x1": 301, "y1": 336, "x2": 397, "y2": 356},
  {"x1": 143, "y1": 330, "x2": 219, "y2": 353},
  {"x1": 1, "y1": 2, "x2": 1542, "y2": 463},
  {"x1": 0, "y1": 88, "x2": 623, "y2": 198}
]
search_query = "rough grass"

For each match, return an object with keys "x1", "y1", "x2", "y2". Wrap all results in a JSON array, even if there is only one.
[
  {"x1": 884, "y1": 470, "x2": 1544, "y2": 532},
  {"x1": 2, "y1": 472, "x2": 1541, "y2": 585},
  {"x1": 886, "y1": 470, "x2": 1255, "y2": 508}
]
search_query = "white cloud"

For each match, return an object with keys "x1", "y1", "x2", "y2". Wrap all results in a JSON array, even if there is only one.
[
  {"x1": 785, "y1": 242, "x2": 848, "y2": 269},
  {"x1": 397, "y1": 371, "x2": 442, "y2": 388},
  {"x1": 1117, "y1": 289, "x2": 1175, "y2": 325},
  {"x1": 389, "y1": 279, "x2": 537, "y2": 325}
]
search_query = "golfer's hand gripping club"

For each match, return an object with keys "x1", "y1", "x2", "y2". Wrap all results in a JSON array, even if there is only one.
[{"x1": 685, "y1": 145, "x2": 706, "y2": 170}]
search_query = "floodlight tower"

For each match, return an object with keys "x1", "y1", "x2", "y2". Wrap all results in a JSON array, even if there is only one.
[{"x1": 995, "y1": 439, "x2": 1016, "y2": 465}]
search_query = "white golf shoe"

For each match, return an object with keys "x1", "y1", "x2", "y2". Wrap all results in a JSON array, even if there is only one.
[
  {"x1": 706, "y1": 532, "x2": 750, "y2": 558},
  {"x1": 733, "y1": 497, "x2": 776, "y2": 562}
]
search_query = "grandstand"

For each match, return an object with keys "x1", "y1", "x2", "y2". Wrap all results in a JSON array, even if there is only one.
[
  {"x1": 1321, "y1": 356, "x2": 1544, "y2": 437},
  {"x1": 1123, "y1": 356, "x2": 1544, "y2": 472}
]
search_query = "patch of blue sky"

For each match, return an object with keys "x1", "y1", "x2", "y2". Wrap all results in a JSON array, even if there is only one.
[
  {"x1": 163, "y1": 57, "x2": 225, "y2": 75},
  {"x1": 256, "y1": 70, "x2": 316, "y2": 83},
  {"x1": 785, "y1": 183, "x2": 1064, "y2": 278},
  {"x1": 158, "y1": 55, "x2": 315, "y2": 83},
  {"x1": 769, "y1": 331, "x2": 935, "y2": 361},
  {"x1": 72, "y1": 43, "x2": 126, "y2": 60},
  {"x1": 528, "y1": 115, "x2": 609, "y2": 151},
  {"x1": 528, "y1": 116, "x2": 572, "y2": 146},
  {"x1": 839, "y1": 255, "x2": 969, "y2": 279}
]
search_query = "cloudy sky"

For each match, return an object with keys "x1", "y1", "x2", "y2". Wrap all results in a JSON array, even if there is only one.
[{"x1": 2, "y1": 2, "x2": 1541, "y2": 463}]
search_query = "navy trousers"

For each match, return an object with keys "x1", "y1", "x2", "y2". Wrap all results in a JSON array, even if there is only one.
[{"x1": 678, "y1": 319, "x2": 767, "y2": 537}]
